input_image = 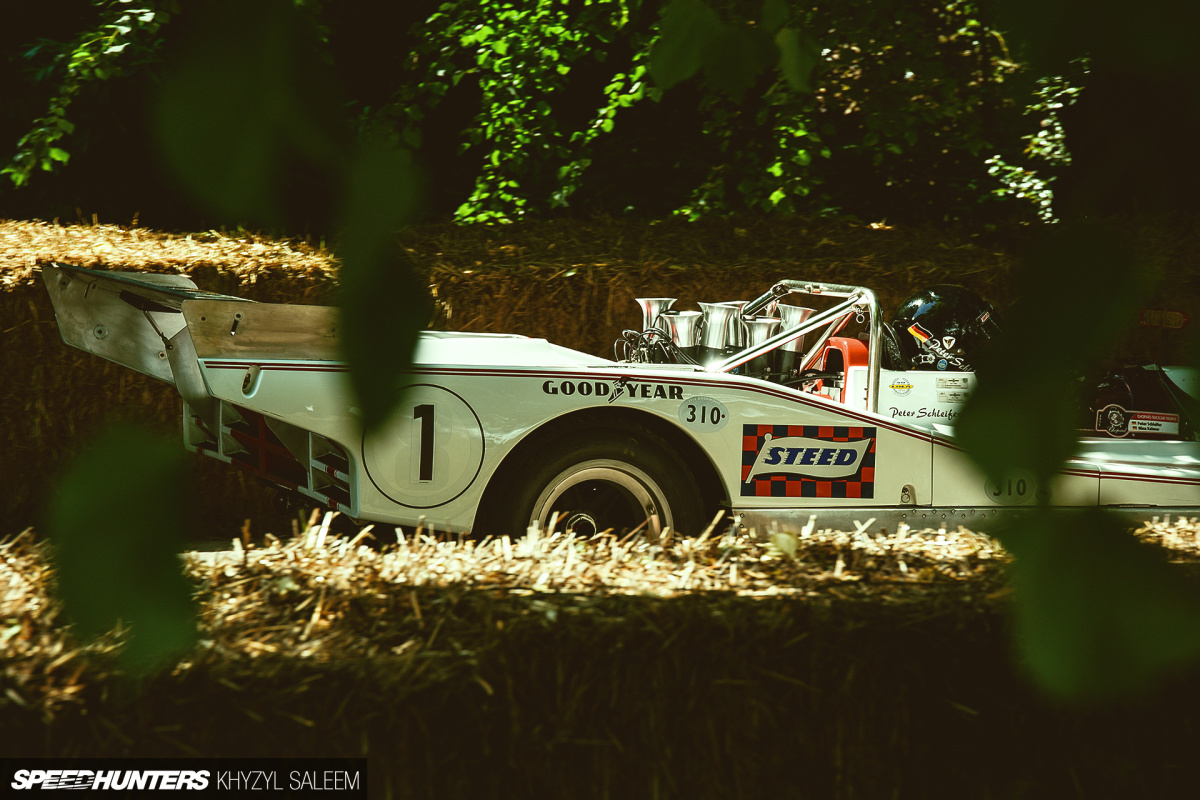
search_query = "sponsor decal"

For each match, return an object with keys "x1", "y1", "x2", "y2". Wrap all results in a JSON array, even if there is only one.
[
  {"x1": 542, "y1": 380, "x2": 610, "y2": 398},
  {"x1": 936, "y1": 376, "x2": 969, "y2": 390},
  {"x1": 1096, "y1": 404, "x2": 1180, "y2": 437},
  {"x1": 936, "y1": 389, "x2": 969, "y2": 404},
  {"x1": 888, "y1": 379, "x2": 914, "y2": 397},
  {"x1": 544, "y1": 379, "x2": 682, "y2": 401},
  {"x1": 909, "y1": 322, "x2": 970, "y2": 371},
  {"x1": 740, "y1": 425, "x2": 876, "y2": 498}
]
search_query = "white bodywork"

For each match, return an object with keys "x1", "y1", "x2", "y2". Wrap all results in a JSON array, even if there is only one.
[{"x1": 43, "y1": 264, "x2": 1200, "y2": 534}]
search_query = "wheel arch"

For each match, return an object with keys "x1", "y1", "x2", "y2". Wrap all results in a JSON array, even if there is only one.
[{"x1": 473, "y1": 406, "x2": 727, "y2": 532}]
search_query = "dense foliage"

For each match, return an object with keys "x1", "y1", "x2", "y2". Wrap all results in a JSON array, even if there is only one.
[{"x1": 1, "y1": 0, "x2": 1067, "y2": 227}]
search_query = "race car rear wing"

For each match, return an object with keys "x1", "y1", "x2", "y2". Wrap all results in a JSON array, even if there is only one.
[{"x1": 42, "y1": 262, "x2": 254, "y2": 384}]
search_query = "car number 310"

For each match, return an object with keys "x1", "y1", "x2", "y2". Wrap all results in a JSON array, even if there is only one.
[{"x1": 679, "y1": 397, "x2": 729, "y2": 432}]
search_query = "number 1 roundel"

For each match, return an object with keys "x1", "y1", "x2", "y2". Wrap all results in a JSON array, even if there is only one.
[{"x1": 362, "y1": 385, "x2": 484, "y2": 508}]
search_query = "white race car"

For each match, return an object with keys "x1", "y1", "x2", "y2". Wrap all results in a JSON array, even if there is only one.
[{"x1": 43, "y1": 263, "x2": 1200, "y2": 536}]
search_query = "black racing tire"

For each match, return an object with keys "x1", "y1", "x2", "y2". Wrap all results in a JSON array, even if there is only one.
[{"x1": 486, "y1": 424, "x2": 707, "y2": 538}]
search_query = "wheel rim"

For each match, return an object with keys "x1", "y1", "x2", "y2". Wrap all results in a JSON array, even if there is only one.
[{"x1": 530, "y1": 459, "x2": 671, "y2": 537}]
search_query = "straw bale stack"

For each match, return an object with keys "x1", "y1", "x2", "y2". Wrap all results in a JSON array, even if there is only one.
[{"x1": 4, "y1": 516, "x2": 1200, "y2": 795}]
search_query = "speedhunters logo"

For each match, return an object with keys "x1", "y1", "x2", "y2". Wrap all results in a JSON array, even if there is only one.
[
  {"x1": 741, "y1": 424, "x2": 876, "y2": 498},
  {"x1": 11, "y1": 770, "x2": 210, "y2": 790},
  {"x1": 4, "y1": 758, "x2": 366, "y2": 797}
]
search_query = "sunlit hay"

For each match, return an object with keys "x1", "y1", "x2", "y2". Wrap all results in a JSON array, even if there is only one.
[
  {"x1": 1136, "y1": 514, "x2": 1200, "y2": 557},
  {"x1": 6, "y1": 518, "x2": 1200, "y2": 792},
  {"x1": 1, "y1": 517, "x2": 1011, "y2": 724}
]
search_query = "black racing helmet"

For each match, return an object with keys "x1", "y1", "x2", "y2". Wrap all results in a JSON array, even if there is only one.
[{"x1": 891, "y1": 285, "x2": 1001, "y2": 371}]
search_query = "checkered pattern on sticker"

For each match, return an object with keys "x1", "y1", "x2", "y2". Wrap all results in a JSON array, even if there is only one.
[{"x1": 739, "y1": 424, "x2": 876, "y2": 498}]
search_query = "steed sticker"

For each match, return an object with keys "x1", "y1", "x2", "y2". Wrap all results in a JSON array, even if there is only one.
[{"x1": 741, "y1": 424, "x2": 876, "y2": 498}]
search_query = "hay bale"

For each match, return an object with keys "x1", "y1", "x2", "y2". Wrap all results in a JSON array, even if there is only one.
[{"x1": 4, "y1": 518, "x2": 1200, "y2": 796}]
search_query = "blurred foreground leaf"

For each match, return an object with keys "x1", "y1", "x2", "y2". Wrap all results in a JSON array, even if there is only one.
[
  {"x1": 775, "y1": 28, "x2": 819, "y2": 93},
  {"x1": 649, "y1": 0, "x2": 722, "y2": 90},
  {"x1": 700, "y1": 24, "x2": 775, "y2": 99},
  {"x1": 153, "y1": 0, "x2": 427, "y2": 435},
  {"x1": 1003, "y1": 511, "x2": 1200, "y2": 698},
  {"x1": 154, "y1": 0, "x2": 345, "y2": 228},
  {"x1": 46, "y1": 425, "x2": 196, "y2": 676},
  {"x1": 650, "y1": 0, "x2": 814, "y2": 96},
  {"x1": 958, "y1": 221, "x2": 1152, "y2": 485},
  {"x1": 337, "y1": 138, "x2": 430, "y2": 434},
  {"x1": 958, "y1": 222, "x2": 1178, "y2": 699}
]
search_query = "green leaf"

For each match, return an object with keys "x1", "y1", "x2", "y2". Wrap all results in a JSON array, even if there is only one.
[
  {"x1": 1001, "y1": 511, "x2": 1200, "y2": 698},
  {"x1": 336, "y1": 137, "x2": 429, "y2": 435},
  {"x1": 47, "y1": 147, "x2": 70, "y2": 163},
  {"x1": 649, "y1": 0, "x2": 722, "y2": 90},
  {"x1": 700, "y1": 24, "x2": 775, "y2": 98},
  {"x1": 761, "y1": 0, "x2": 790, "y2": 33},
  {"x1": 776, "y1": 27, "x2": 819, "y2": 92},
  {"x1": 401, "y1": 126, "x2": 423, "y2": 149},
  {"x1": 958, "y1": 222, "x2": 1151, "y2": 486},
  {"x1": 154, "y1": 0, "x2": 345, "y2": 227},
  {"x1": 46, "y1": 425, "x2": 197, "y2": 676}
]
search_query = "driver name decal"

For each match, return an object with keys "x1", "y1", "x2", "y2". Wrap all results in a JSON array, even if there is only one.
[{"x1": 740, "y1": 425, "x2": 876, "y2": 498}]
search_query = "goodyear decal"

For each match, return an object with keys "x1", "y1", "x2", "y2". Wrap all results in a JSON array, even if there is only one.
[
  {"x1": 740, "y1": 424, "x2": 876, "y2": 498},
  {"x1": 541, "y1": 379, "x2": 683, "y2": 401}
]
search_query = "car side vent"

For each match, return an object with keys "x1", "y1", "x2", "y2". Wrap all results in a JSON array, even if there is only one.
[
  {"x1": 183, "y1": 400, "x2": 358, "y2": 517},
  {"x1": 309, "y1": 433, "x2": 353, "y2": 511}
]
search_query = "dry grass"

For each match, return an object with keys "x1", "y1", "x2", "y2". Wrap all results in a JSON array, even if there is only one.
[
  {"x1": 4, "y1": 516, "x2": 1200, "y2": 797},
  {"x1": 6, "y1": 510, "x2": 1200, "y2": 724},
  {"x1": 1, "y1": 514, "x2": 1012, "y2": 722}
]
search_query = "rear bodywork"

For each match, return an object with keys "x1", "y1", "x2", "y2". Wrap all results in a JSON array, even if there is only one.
[{"x1": 43, "y1": 263, "x2": 1200, "y2": 534}]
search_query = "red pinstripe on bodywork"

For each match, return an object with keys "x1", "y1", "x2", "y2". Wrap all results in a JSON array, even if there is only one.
[{"x1": 199, "y1": 360, "x2": 1200, "y2": 491}]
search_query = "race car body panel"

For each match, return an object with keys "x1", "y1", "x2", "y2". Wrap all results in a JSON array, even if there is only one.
[{"x1": 42, "y1": 263, "x2": 1200, "y2": 535}]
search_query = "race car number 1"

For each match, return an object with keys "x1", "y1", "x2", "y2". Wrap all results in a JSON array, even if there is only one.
[
  {"x1": 679, "y1": 396, "x2": 729, "y2": 432},
  {"x1": 363, "y1": 385, "x2": 485, "y2": 508}
]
